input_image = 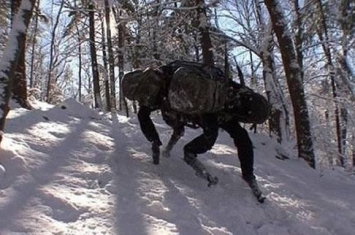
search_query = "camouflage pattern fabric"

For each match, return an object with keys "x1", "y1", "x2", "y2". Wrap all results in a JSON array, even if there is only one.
[
  {"x1": 168, "y1": 65, "x2": 228, "y2": 114},
  {"x1": 225, "y1": 85, "x2": 270, "y2": 124},
  {"x1": 122, "y1": 68, "x2": 165, "y2": 107},
  {"x1": 121, "y1": 69, "x2": 143, "y2": 101}
]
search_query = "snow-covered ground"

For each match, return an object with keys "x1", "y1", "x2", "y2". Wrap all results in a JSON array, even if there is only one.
[{"x1": 0, "y1": 99, "x2": 355, "y2": 235}]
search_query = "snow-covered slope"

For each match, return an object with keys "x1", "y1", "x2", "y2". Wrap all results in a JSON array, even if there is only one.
[{"x1": 0, "y1": 99, "x2": 354, "y2": 235}]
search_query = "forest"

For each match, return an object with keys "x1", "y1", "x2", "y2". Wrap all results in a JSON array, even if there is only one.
[{"x1": 0, "y1": 0, "x2": 354, "y2": 171}]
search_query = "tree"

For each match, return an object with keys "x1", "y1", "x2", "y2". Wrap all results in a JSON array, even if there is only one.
[
  {"x1": 29, "y1": 0, "x2": 41, "y2": 89},
  {"x1": 315, "y1": 0, "x2": 346, "y2": 166},
  {"x1": 75, "y1": 20, "x2": 84, "y2": 102},
  {"x1": 220, "y1": 0, "x2": 290, "y2": 144},
  {"x1": 104, "y1": 0, "x2": 116, "y2": 110},
  {"x1": 255, "y1": 0, "x2": 290, "y2": 143},
  {"x1": 88, "y1": 0, "x2": 102, "y2": 109},
  {"x1": 264, "y1": 0, "x2": 316, "y2": 168},
  {"x1": 260, "y1": 26, "x2": 290, "y2": 144},
  {"x1": 10, "y1": 0, "x2": 32, "y2": 109},
  {"x1": 46, "y1": 0, "x2": 64, "y2": 102},
  {"x1": 0, "y1": 0, "x2": 8, "y2": 50},
  {"x1": 99, "y1": 11, "x2": 111, "y2": 111},
  {"x1": 111, "y1": 8, "x2": 126, "y2": 112},
  {"x1": 0, "y1": 0, "x2": 35, "y2": 144},
  {"x1": 195, "y1": 0, "x2": 214, "y2": 65}
]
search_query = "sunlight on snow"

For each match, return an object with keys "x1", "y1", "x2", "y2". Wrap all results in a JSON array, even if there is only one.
[
  {"x1": 269, "y1": 192, "x2": 314, "y2": 222},
  {"x1": 209, "y1": 144, "x2": 237, "y2": 155},
  {"x1": 1, "y1": 99, "x2": 355, "y2": 235}
]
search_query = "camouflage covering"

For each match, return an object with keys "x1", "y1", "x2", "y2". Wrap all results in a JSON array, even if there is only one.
[
  {"x1": 163, "y1": 60, "x2": 225, "y2": 79},
  {"x1": 168, "y1": 65, "x2": 228, "y2": 114},
  {"x1": 122, "y1": 69, "x2": 143, "y2": 101},
  {"x1": 122, "y1": 61, "x2": 269, "y2": 124},
  {"x1": 225, "y1": 85, "x2": 270, "y2": 124},
  {"x1": 122, "y1": 68, "x2": 165, "y2": 107}
]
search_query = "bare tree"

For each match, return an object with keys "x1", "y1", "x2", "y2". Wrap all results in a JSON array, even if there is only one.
[
  {"x1": 264, "y1": 0, "x2": 315, "y2": 168},
  {"x1": 75, "y1": 23, "x2": 83, "y2": 102},
  {"x1": 220, "y1": 0, "x2": 290, "y2": 144},
  {"x1": 46, "y1": 0, "x2": 64, "y2": 102},
  {"x1": 104, "y1": 0, "x2": 116, "y2": 110},
  {"x1": 255, "y1": 0, "x2": 290, "y2": 143},
  {"x1": 88, "y1": 0, "x2": 102, "y2": 109},
  {"x1": 112, "y1": 7, "x2": 127, "y2": 113},
  {"x1": 195, "y1": 0, "x2": 214, "y2": 65},
  {"x1": 117, "y1": 11, "x2": 125, "y2": 112},
  {"x1": 10, "y1": 0, "x2": 32, "y2": 109},
  {"x1": 260, "y1": 26, "x2": 290, "y2": 144},
  {"x1": 29, "y1": 0, "x2": 41, "y2": 89},
  {"x1": 99, "y1": 11, "x2": 111, "y2": 111},
  {"x1": 0, "y1": 0, "x2": 35, "y2": 144},
  {"x1": 315, "y1": 0, "x2": 346, "y2": 166}
]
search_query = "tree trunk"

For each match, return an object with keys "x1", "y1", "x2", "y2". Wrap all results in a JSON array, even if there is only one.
[
  {"x1": 260, "y1": 28, "x2": 290, "y2": 143},
  {"x1": 0, "y1": 0, "x2": 35, "y2": 144},
  {"x1": 10, "y1": 0, "x2": 31, "y2": 109},
  {"x1": 264, "y1": 0, "x2": 315, "y2": 168},
  {"x1": 46, "y1": 0, "x2": 64, "y2": 103},
  {"x1": 112, "y1": 7, "x2": 126, "y2": 113},
  {"x1": 76, "y1": 24, "x2": 83, "y2": 102},
  {"x1": 29, "y1": 0, "x2": 40, "y2": 89},
  {"x1": 88, "y1": 1, "x2": 102, "y2": 109},
  {"x1": 195, "y1": 0, "x2": 214, "y2": 66},
  {"x1": 316, "y1": 0, "x2": 345, "y2": 166},
  {"x1": 118, "y1": 19, "x2": 126, "y2": 113},
  {"x1": 255, "y1": 0, "x2": 289, "y2": 144},
  {"x1": 104, "y1": 0, "x2": 116, "y2": 110},
  {"x1": 338, "y1": 0, "x2": 354, "y2": 166},
  {"x1": 294, "y1": 0, "x2": 304, "y2": 83},
  {"x1": 100, "y1": 11, "x2": 111, "y2": 111},
  {"x1": 152, "y1": 1, "x2": 160, "y2": 63}
]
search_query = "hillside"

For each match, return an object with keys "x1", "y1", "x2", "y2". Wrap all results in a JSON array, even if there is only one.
[{"x1": 0, "y1": 99, "x2": 355, "y2": 235}]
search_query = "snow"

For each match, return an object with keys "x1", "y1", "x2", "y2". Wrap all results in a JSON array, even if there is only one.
[{"x1": 1, "y1": 98, "x2": 355, "y2": 235}]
